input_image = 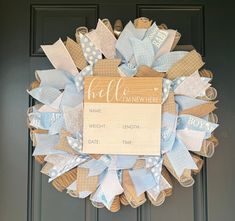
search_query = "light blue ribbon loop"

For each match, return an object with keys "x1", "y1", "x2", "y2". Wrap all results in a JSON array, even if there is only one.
[
  {"x1": 49, "y1": 116, "x2": 65, "y2": 135},
  {"x1": 129, "y1": 168, "x2": 156, "y2": 196},
  {"x1": 28, "y1": 107, "x2": 62, "y2": 130},
  {"x1": 130, "y1": 37, "x2": 155, "y2": 67},
  {"x1": 60, "y1": 84, "x2": 84, "y2": 107},
  {"x1": 116, "y1": 155, "x2": 138, "y2": 169},
  {"x1": 33, "y1": 134, "x2": 63, "y2": 156},
  {"x1": 116, "y1": 21, "x2": 147, "y2": 62},
  {"x1": 161, "y1": 112, "x2": 178, "y2": 153},
  {"x1": 118, "y1": 63, "x2": 137, "y2": 77},
  {"x1": 80, "y1": 159, "x2": 107, "y2": 176},
  {"x1": 36, "y1": 69, "x2": 73, "y2": 89},
  {"x1": 27, "y1": 86, "x2": 61, "y2": 105},
  {"x1": 166, "y1": 137, "x2": 197, "y2": 177},
  {"x1": 172, "y1": 76, "x2": 212, "y2": 91},
  {"x1": 152, "y1": 51, "x2": 188, "y2": 72},
  {"x1": 175, "y1": 95, "x2": 208, "y2": 112}
]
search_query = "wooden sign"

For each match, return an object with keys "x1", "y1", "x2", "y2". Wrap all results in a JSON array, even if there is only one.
[{"x1": 82, "y1": 77, "x2": 162, "y2": 155}]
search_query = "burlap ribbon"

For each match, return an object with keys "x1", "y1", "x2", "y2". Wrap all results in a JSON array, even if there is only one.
[
  {"x1": 132, "y1": 159, "x2": 146, "y2": 169},
  {"x1": 65, "y1": 37, "x2": 87, "y2": 71},
  {"x1": 93, "y1": 59, "x2": 121, "y2": 76},
  {"x1": 120, "y1": 193, "x2": 129, "y2": 206},
  {"x1": 110, "y1": 196, "x2": 121, "y2": 212},
  {"x1": 136, "y1": 65, "x2": 165, "y2": 78},
  {"x1": 52, "y1": 168, "x2": 77, "y2": 192},
  {"x1": 134, "y1": 17, "x2": 152, "y2": 29},
  {"x1": 77, "y1": 168, "x2": 98, "y2": 193},
  {"x1": 166, "y1": 50, "x2": 204, "y2": 80},
  {"x1": 147, "y1": 191, "x2": 166, "y2": 206},
  {"x1": 191, "y1": 154, "x2": 204, "y2": 174},
  {"x1": 199, "y1": 69, "x2": 214, "y2": 79},
  {"x1": 54, "y1": 129, "x2": 77, "y2": 154},
  {"x1": 179, "y1": 101, "x2": 217, "y2": 118},
  {"x1": 35, "y1": 155, "x2": 46, "y2": 164},
  {"x1": 122, "y1": 170, "x2": 146, "y2": 208},
  {"x1": 41, "y1": 162, "x2": 54, "y2": 175},
  {"x1": 208, "y1": 113, "x2": 218, "y2": 124},
  {"x1": 162, "y1": 91, "x2": 177, "y2": 114},
  {"x1": 30, "y1": 80, "x2": 40, "y2": 89}
]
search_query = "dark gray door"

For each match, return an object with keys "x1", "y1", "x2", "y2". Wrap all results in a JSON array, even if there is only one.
[{"x1": 0, "y1": 0, "x2": 234, "y2": 221}]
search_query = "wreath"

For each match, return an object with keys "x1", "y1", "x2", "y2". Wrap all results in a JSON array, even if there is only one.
[{"x1": 27, "y1": 17, "x2": 219, "y2": 212}]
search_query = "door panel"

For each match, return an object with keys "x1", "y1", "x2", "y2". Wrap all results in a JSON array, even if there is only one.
[
  {"x1": 204, "y1": 2, "x2": 235, "y2": 221},
  {"x1": 1, "y1": 0, "x2": 234, "y2": 221}
]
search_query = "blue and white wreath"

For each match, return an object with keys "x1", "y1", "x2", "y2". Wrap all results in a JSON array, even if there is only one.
[{"x1": 27, "y1": 17, "x2": 219, "y2": 212}]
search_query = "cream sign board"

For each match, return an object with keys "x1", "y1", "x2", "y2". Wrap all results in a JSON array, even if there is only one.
[{"x1": 82, "y1": 77, "x2": 162, "y2": 155}]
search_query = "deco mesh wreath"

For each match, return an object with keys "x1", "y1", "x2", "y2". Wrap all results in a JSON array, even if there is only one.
[{"x1": 27, "y1": 17, "x2": 219, "y2": 212}]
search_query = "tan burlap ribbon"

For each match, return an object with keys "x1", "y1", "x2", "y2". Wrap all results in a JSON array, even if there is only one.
[
  {"x1": 136, "y1": 65, "x2": 165, "y2": 78},
  {"x1": 77, "y1": 168, "x2": 98, "y2": 193},
  {"x1": 93, "y1": 59, "x2": 121, "y2": 76},
  {"x1": 158, "y1": 23, "x2": 168, "y2": 30},
  {"x1": 41, "y1": 162, "x2": 54, "y2": 175},
  {"x1": 166, "y1": 50, "x2": 204, "y2": 80},
  {"x1": 52, "y1": 168, "x2": 77, "y2": 192},
  {"x1": 65, "y1": 37, "x2": 87, "y2": 70},
  {"x1": 147, "y1": 191, "x2": 166, "y2": 206},
  {"x1": 35, "y1": 155, "x2": 46, "y2": 164},
  {"x1": 120, "y1": 193, "x2": 129, "y2": 206},
  {"x1": 134, "y1": 17, "x2": 152, "y2": 29},
  {"x1": 179, "y1": 101, "x2": 217, "y2": 117},
  {"x1": 208, "y1": 135, "x2": 219, "y2": 147},
  {"x1": 133, "y1": 159, "x2": 146, "y2": 169},
  {"x1": 191, "y1": 154, "x2": 203, "y2": 174},
  {"x1": 208, "y1": 112, "x2": 218, "y2": 124},
  {"x1": 30, "y1": 80, "x2": 40, "y2": 89},
  {"x1": 162, "y1": 91, "x2": 177, "y2": 114},
  {"x1": 90, "y1": 154, "x2": 102, "y2": 160},
  {"x1": 199, "y1": 69, "x2": 213, "y2": 79},
  {"x1": 54, "y1": 129, "x2": 77, "y2": 154},
  {"x1": 91, "y1": 199, "x2": 105, "y2": 209},
  {"x1": 110, "y1": 196, "x2": 121, "y2": 212},
  {"x1": 122, "y1": 170, "x2": 146, "y2": 208}
]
